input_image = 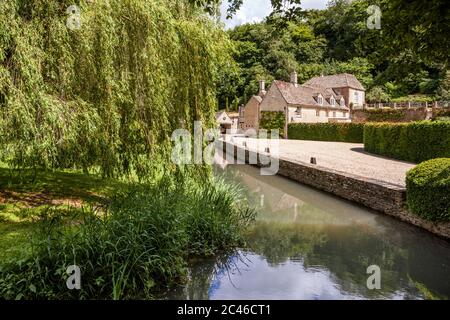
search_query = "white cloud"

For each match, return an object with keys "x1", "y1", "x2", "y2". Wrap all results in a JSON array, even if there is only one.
[{"x1": 221, "y1": 0, "x2": 329, "y2": 29}]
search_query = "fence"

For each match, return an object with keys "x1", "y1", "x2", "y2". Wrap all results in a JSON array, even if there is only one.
[{"x1": 355, "y1": 101, "x2": 450, "y2": 110}]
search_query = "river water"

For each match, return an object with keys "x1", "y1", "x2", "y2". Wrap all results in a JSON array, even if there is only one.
[{"x1": 169, "y1": 164, "x2": 450, "y2": 300}]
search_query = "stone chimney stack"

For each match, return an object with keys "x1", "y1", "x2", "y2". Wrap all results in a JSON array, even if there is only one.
[
  {"x1": 258, "y1": 80, "x2": 266, "y2": 97},
  {"x1": 290, "y1": 71, "x2": 298, "y2": 87}
]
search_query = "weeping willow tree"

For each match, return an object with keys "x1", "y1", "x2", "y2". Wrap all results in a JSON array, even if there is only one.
[{"x1": 0, "y1": 0, "x2": 230, "y2": 178}]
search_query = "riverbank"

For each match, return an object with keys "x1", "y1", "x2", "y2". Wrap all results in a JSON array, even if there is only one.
[
  {"x1": 220, "y1": 139, "x2": 450, "y2": 239},
  {"x1": 0, "y1": 166, "x2": 254, "y2": 299},
  {"x1": 168, "y1": 164, "x2": 450, "y2": 300}
]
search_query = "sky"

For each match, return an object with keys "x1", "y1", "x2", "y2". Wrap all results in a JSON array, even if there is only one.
[{"x1": 220, "y1": 0, "x2": 330, "y2": 29}]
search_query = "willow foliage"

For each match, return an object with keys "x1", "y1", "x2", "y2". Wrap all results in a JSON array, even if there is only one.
[{"x1": 0, "y1": 0, "x2": 230, "y2": 178}]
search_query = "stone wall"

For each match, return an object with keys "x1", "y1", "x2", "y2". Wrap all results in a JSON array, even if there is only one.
[
  {"x1": 242, "y1": 96, "x2": 260, "y2": 131},
  {"x1": 221, "y1": 141, "x2": 450, "y2": 240}
]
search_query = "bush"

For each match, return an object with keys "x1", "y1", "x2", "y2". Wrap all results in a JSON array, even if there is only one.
[
  {"x1": 260, "y1": 112, "x2": 285, "y2": 137},
  {"x1": 365, "y1": 109, "x2": 408, "y2": 122},
  {"x1": 432, "y1": 108, "x2": 450, "y2": 120},
  {"x1": 406, "y1": 159, "x2": 450, "y2": 222},
  {"x1": 364, "y1": 121, "x2": 450, "y2": 163},
  {"x1": 0, "y1": 177, "x2": 255, "y2": 300},
  {"x1": 288, "y1": 123, "x2": 364, "y2": 143}
]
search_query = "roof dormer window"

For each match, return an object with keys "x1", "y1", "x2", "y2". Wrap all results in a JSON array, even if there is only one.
[
  {"x1": 317, "y1": 95, "x2": 323, "y2": 105},
  {"x1": 330, "y1": 97, "x2": 336, "y2": 106}
]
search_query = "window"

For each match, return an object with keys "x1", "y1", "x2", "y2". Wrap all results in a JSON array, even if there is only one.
[
  {"x1": 343, "y1": 111, "x2": 347, "y2": 117},
  {"x1": 295, "y1": 107, "x2": 302, "y2": 116},
  {"x1": 317, "y1": 96, "x2": 323, "y2": 105},
  {"x1": 333, "y1": 111, "x2": 336, "y2": 118},
  {"x1": 316, "y1": 109, "x2": 320, "y2": 117},
  {"x1": 330, "y1": 97, "x2": 336, "y2": 106},
  {"x1": 326, "y1": 110, "x2": 329, "y2": 117},
  {"x1": 354, "y1": 91, "x2": 359, "y2": 104}
]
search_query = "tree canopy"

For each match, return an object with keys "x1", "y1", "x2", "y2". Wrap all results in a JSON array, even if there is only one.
[
  {"x1": 0, "y1": 0, "x2": 231, "y2": 177},
  {"x1": 214, "y1": 0, "x2": 449, "y2": 108}
]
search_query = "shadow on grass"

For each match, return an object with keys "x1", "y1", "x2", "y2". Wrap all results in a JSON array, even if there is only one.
[
  {"x1": 0, "y1": 166, "x2": 128, "y2": 262},
  {"x1": 0, "y1": 166, "x2": 127, "y2": 207}
]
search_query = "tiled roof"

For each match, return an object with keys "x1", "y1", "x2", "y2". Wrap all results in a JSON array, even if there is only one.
[
  {"x1": 304, "y1": 73, "x2": 365, "y2": 91},
  {"x1": 273, "y1": 81, "x2": 349, "y2": 110}
]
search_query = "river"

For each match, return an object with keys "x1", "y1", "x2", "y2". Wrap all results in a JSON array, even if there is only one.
[{"x1": 168, "y1": 164, "x2": 450, "y2": 300}]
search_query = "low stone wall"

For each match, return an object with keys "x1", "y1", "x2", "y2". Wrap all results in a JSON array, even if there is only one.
[{"x1": 221, "y1": 141, "x2": 450, "y2": 240}]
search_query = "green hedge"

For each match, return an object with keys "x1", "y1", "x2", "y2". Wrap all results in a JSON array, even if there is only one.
[
  {"x1": 406, "y1": 158, "x2": 450, "y2": 222},
  {"x1": 432, "y1": 108, "x2": 450, "y2": 120},
  {"x1": 260, "y1": 112, "x2": 285, "y2": 137},
  {"x1": 365, "y1": 109, "x2": 408, "y2": 122},
  {"x1": 364, "y1": 121, "x2": 450, "y2": 163},
  {"x1": 288, "y1": 123, "x2": 364, "y2": 143}
]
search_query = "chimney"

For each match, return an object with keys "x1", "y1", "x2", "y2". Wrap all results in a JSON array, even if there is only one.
[
  {"x1": 290, "y1": 71, "x2": 298, "y2": 87},
  {"x1": 258, "y1": 80, "x2": 266, "y2": 97}
]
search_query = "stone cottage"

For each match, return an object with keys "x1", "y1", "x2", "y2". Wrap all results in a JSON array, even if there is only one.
[
  {"x1": 239, "y1": 72, "x2": 366, "y2": 130},
  {"x1": 216, "y1": 110, "x2": 239, "y2": 134}
]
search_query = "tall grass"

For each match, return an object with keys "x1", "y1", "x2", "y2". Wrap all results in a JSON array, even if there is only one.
[{"x1": 0, "y1": 177, "x2": 255, "y2": 300}]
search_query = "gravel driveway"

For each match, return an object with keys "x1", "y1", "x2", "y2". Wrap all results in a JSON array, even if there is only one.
[{"x1": 227, "y1": 137, "x2": 416, "y2": 187}]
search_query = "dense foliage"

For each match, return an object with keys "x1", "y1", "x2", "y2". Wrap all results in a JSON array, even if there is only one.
[
  {"x1": 364, "y1": 109, "x2": 412, "y2": 123},
  {"x1": 0, "y1": 0, "x2": 230, "y2": 178},
  {"x1": 0, "y1": 177, "x2": 255, "y2": 299},
  {"x1": 259, "y1": 111, "x2": 285, "y2": 136},
  {"x1": 217, "y1": 0, "x2": 449, "y2": 109},
  {"x1": 364, "y1": 121, "x2": 450, "y2": 163},
  {"x1": 288, "y1": 123, "x2": 364, "y2": 143},
  {"x1": 406, "y1": 158, "x2": 450, "y2": 222}
]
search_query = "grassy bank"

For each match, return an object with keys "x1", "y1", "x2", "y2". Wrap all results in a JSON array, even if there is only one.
[{"x1": 0, "y1": 166, "x2": 254, "y2": 299}]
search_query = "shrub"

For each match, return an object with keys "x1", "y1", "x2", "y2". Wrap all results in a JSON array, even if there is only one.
[
  {"x1": 260, "y1": 112, "x2": 285, "y2": 137},
  {"x1": 406, "y1": 159, "x2": 450, "y2": 222},
  {"x1": 364, "y1": 121, "x2": 450, "y2": 163},
  {"x1": 365, "y1": 109, "x2": 408, "y2": 122},
  {"x1": 432, "y1": 108, "x2": 450, "y2": 120},
  {"x1": 0, "y1": 177, "x2": 255, "y2": 300},
  {"x1": 288, "y1": 123, "x2": 364, "y2": 143}
]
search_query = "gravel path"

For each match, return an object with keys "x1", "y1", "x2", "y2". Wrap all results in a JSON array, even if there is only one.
[{"x1": 227, "y1": 137, "x2": 416, "y2": 187}]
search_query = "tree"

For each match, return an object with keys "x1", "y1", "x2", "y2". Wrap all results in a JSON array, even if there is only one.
[
  {"x1": 382, "y1": 0, "x2": 449, "y2": 67},
  {"x1": 366, "y1": 86, "x2": 391, "y2": 103},
  {"x1": 0, "y1": 0, "x2": 231, "y2": 177}
]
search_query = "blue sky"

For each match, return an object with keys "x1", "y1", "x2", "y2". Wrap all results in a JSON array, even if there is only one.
[{"x1": 220, "y1": 0, "x2": 330, "y2": 29}]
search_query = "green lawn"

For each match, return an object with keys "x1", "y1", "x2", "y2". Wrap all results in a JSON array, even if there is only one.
[{"x1": 0, "y1": 166, "x2": 126, "y2": 262}]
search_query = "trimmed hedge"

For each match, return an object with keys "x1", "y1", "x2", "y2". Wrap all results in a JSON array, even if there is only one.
[
  {"x1": 364, "y1": 121, "x2": 450, "y2": 163},
  {"x1": 288, "y1": 123, "x2": 364, "y2": 143},
  {"x1": 365, "y1": 108, "x2": 408, "y2": 122},
  {"x1": 406, "y1": 158, "x2": 450, "y2": 222}
]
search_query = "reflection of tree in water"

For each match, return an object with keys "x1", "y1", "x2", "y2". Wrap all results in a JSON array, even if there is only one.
[
  {"x1": 245, "y1": 221, "x2": 328, "y2": 266},
  {"x1": 167, "y1": 253, "x2": 247, "y2": 300},
  {"x1": 245, "y1": 221, "x2": 447, "y2": 299},
  {"x1": 373, "y1": 216, "x2": 450, "y2": 299},
  {"x1": 209, "y1": 166, "x2": 450, "y2": 299}
]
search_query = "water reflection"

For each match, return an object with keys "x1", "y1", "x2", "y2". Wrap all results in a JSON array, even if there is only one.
[{"x1": 169, "y1": 165, "x2": 450, "y2": 300}]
